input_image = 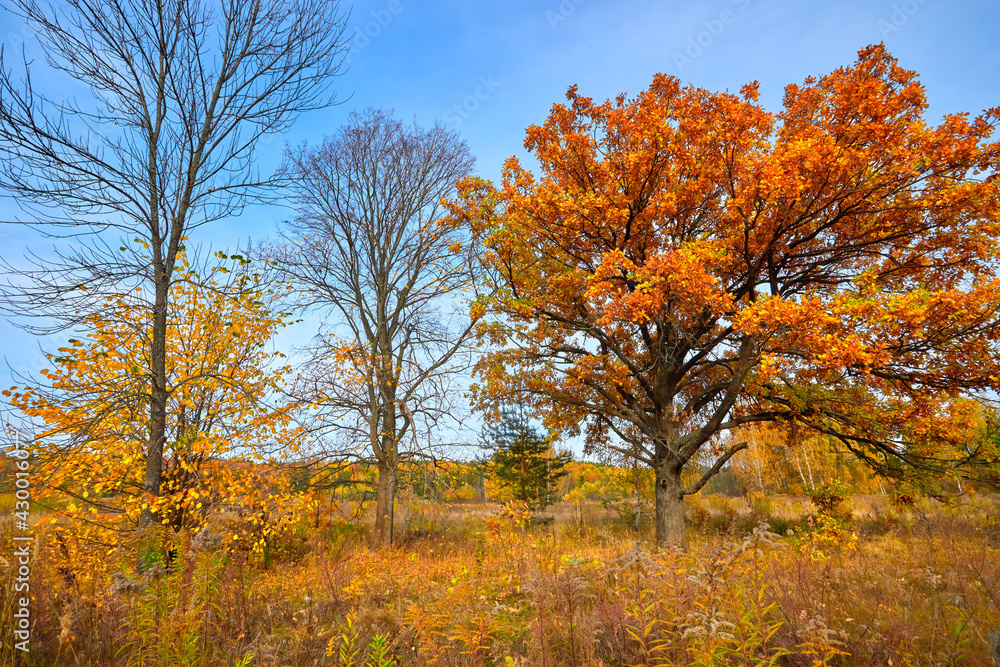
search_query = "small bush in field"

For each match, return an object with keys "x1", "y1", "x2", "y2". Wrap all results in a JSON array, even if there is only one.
[
  {"x1": 810, "y1": 481, "x2": 848, "y2": 517},
  {"x1": 766, "y1": 516, "x2": 794, "y2": 536},
  {"x1": 705, "y1": 513, "x2": 734, "y2": 535},
  {"x1": 691, "y1": 505, "x2": 711, "y2": 531},
  {"x1": 602, "y1": 495, "x2": 652, "y2": 529},
  {"x1": 799, "y1": 514, "x2": 858, "y2": 561},
  {"x1": 486, "y1": 501, "x2": 533, "y2": 533},
  {"x1": 706, "y1": 494, "x2": 732, "y2": 513}
]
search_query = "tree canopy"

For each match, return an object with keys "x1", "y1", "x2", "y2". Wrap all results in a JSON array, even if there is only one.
[
  {"x1": 4, "y1": 253, "x2": 300, "y2": 553},
  {"x1": 451, "y1": 45, "x2": 1000, "y2": 547}
]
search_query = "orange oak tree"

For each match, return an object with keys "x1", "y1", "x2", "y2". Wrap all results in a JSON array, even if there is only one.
[{"x1": 451, "y1": 45, "x2": 1000, "y2": 548}]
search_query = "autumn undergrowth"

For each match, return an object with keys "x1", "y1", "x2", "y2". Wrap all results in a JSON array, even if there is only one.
[{"x1": 4, "y1": 494, "x2": 1000, "y2": 665}]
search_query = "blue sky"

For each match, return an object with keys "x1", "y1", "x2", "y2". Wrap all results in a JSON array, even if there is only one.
[{"x1": 1, "y1": 0, "x2": 998, "y2": 438}]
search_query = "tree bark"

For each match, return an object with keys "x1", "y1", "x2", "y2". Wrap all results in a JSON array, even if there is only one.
[
  {"x1": 137, "y1": 259, "x2": 170, "y2": 571},
  {"x1": 634, "y1": 458, "x2": 641, "y2": 531},
  {"x1": 654, "y1": 463, "x2": 687, "y2": 550},
  {"x1": 373, "y1": 460, "x2": 396, "y2": 549},
  {"x1": 753, "y1": 454, "x2": 765, "y2": 493},
  {"x1": 144, "y1": 267, "x2": 169, "y2": 515},
  {"x1": 793, "y1": 452, "x2": 809, "y2": 489},
  {"x1": 804, "y1": 448, "x2": 816, "y2": 490}
]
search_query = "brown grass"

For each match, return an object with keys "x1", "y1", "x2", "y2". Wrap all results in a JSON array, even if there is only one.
[{"x1": 3, "y1": 493, "x2": 1000, "y2": 665}]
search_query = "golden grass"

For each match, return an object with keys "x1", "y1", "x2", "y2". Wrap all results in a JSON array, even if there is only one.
[{"x1": 3, "y1": 494, "x2": 1000, "y2": 665}]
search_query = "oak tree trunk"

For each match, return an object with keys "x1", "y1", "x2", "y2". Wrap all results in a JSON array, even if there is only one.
[{"x1": 654, "y1": 462, "x2": 687, "y2": 550}]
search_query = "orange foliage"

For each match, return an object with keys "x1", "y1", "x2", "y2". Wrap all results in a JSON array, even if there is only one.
[{"x1": 450, "y1": 45, "x2": 1000, "y2": 546}]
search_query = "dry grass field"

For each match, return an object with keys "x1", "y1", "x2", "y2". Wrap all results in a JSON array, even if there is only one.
[{"x1": 4, "y1": 490, "x2": 1000, "y2": 666}]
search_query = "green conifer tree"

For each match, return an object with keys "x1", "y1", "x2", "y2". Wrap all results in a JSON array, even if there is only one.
[{"x1": 481, "y1": 407, "x2": 572, "y2": 510}]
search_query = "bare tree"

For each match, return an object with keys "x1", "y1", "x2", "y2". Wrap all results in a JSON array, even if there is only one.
[
  {"x1": 0, "y1": 0, "x2": 348, "y2": 535},
  {"x1": 268, "y1": 108, "x2": 478, "y2": 548}
]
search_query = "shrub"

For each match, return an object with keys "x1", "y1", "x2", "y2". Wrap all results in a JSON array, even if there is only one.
[{"x1": 810, "y1": 481, "x2": 848, "y2": 517}]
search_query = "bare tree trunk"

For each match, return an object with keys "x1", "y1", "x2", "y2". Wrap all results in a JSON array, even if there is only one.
[
  {"x1": 373, "y1": 402, "x2": 399, "y2": 549},
  {"x1": 634, "y1": 457, "x2": 641, "y2": 531},
  {"x1": 144, "y1": 271, "x2": 169, "y2": 513},
  {"x1": 803, "y1": 449, "x2": 815, "y2": 490},
  {"x1": 137, "y1": 264, "x2": 170, "y2": 570},
  {"x1": 753, "y1": 452, "x2": 765, "y2": 493},
  {"x1": 520, "y1": 450, "x2": 527, "y2": 502},
  {"x1": 374, "y1": 460, "x2": 396, "y2": 549},
  {"x1": 794, "y1": 452, "x2": 808, "y2": 489},
  {"x1": 654, "y1": 462, "x2": 687, "y2": 550}
]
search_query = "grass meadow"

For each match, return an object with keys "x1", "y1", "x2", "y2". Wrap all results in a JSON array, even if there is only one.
[{"x1": 3, "y1": 490, "x2": 1000, "y2": 666}]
